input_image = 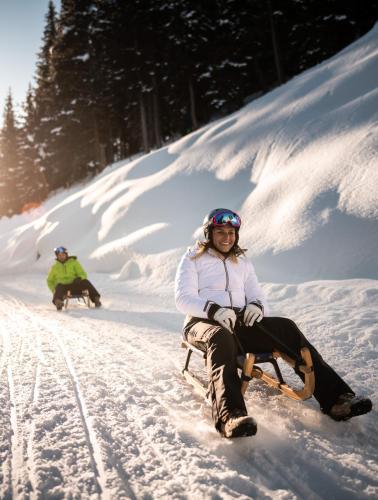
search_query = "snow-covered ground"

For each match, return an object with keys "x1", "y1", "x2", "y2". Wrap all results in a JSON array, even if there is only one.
[
  {"x1": 0, "y1": 22, "x2": 378, "y2": 500},
  {"x1": 0, "y1": 274, "x2": 377, "y2": 499}
]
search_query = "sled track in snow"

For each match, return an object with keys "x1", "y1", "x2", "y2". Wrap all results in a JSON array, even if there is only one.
[
  {"x1": 34, "y1": 312, "x2": 176, "y2": 499},
  {"x1": 14, "y1": 298, "x2": 113, "y2": 500},
  {"x1": 7, "y1": 363, "x2": 21, "y2": 499},
  {"x1": 52, "y1": 332, "x2": 109, "y2": 499},
  {"x1": 0, "y1": 300, "x2": 23, "y2": 499},
  {"x1": 0, "y1": 295, "x2": 47, "y2": 499},
  {"x1": 25, "y1": 361, "x2": 41, "y2": 500},
  {"x1": 0, "y1": 294, "x2": 113, "y2": 499},
  {"x1": 19, "y1": 302, "x2": 138, "y2": 500}
]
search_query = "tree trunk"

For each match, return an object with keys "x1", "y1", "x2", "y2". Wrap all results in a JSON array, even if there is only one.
[
  {"x1": 92, "y1": 111, "x2": 106, "y2": 171},
  {"x1": 189, "y1": 79, "x2": 198, "y2": 130},
  {"x1": 152, "y1": 75, "x2": 162, "y2": 148},
  {"x1": 267, "y1": 0, "x2": 284, "y2": 85},
  {"x1": 253, "y1": 57, "x2": 266, "y2": 90},
  {"x1": 139, "y1": 94, "x2": 149, "y2": 152}
]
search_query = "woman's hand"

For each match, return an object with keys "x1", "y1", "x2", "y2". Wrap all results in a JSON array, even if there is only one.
[
  {"x1": 213, "y1": 308, "x2": 237, "y2": 332},
  {"x1": 243, "y1": 304, "x2": 263, "y2": 327}
]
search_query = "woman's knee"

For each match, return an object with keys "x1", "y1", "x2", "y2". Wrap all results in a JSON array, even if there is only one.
[
  {"x1": 208, "y1": 328, "x2": 236, "y2": 355},
  {"x1": 282, "y1": 317, "x2": 299, "y2": 330},
  {"x1": 263, "y1": 316, "x2": 302, "y2": 347},
  {"x1": 265, "y1": 316, "x2": 298, "y2": 331}
]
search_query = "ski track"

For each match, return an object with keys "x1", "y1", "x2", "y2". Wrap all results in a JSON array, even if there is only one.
[
  {"x1": 0, "y1": 285, "x2": 377, "y2": 499},
  {"x1": 52, "y1": 332, "x2": 110, "y2": 499}
]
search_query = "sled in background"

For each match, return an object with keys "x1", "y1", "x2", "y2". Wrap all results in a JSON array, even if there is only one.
[
  {"x1": 181, "y1": 339, "x2": 315, "y2": 401},
  {"x1": 64, "y1": 289, "x2": 91, "y2": 309}
]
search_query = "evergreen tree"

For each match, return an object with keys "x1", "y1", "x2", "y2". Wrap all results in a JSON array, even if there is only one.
[
  {"x1": 48, "y1": 0, "x2": 99, "y2": 189},
  {"x1": 34, "y1": 0, "x2": 58, "y2": 192},
  {"x1": 93, "y1": 0, "x2": 167, "y2": 155},
  {"x1": 276, "y1": 0, "x2": 378, "y2": 79},
  {"x1": 0, "y1": 91, "x2": 22, "y2": 217},
  {"x1": 194, "y1": 0, "x2": 271, "y2": 117},
  {"x1": 18, "y1": 85, "x2": 48, "y2": 208},
  {"x1": 91, "y1": 0, "x2": 140, "y2": 160},
  {"x1": 161, "y1": 1, "x2": 216, "y2": 131}
]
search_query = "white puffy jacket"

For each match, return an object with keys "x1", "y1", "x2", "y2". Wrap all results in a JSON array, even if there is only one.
[{"x1": 175, "y1": 245, "x2": 269, "y2": 319}]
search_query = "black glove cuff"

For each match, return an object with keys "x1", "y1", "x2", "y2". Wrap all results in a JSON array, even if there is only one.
[{"x1": 207, "y1": 303, "x2": 221, "y2": 320}]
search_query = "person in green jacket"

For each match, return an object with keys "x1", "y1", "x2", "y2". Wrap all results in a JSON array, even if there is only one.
[{"x1": 47, "y1": 246, "x2": 102, "y2": 310}]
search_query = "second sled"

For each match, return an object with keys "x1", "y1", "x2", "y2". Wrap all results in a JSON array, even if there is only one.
[{"x1": 64, "y1": 289, "x2": 91, "y2": 309}]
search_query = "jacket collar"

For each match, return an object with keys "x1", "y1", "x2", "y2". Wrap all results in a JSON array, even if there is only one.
[{"x1": 207, "y1": 247, "x2": 228, "y2": 260}]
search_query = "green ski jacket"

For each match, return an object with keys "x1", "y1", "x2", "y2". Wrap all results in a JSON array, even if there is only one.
[{"x1": 47, "y1": 256, "x2": 87, "y2": 292}]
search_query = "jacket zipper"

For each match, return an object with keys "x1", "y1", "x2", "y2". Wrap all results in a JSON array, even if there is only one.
[{"x1": 222, "y1": 259, "x2": 233, "y2": 308}]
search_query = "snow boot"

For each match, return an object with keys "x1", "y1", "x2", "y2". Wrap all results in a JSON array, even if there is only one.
[
  {"x1": 93, "y1": 296, "x2": 102, "y2": 308},
  {"x1": 55, "y1": 299, "x2": 64, "y2": 311},
  {"x1": 220, "y1": 409, "x2": 257, "y2": 438},
  {"x1": 328, "y1": 393, "x2": 372, "y2": 421}
]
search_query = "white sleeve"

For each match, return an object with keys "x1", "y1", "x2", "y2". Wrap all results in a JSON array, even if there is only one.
[
  {"x1": 244, "y1": 259, "x2": 270, "y2": 315},
  {"x1": 174, "y1": 252, "x2": 212, "y2": 319}
]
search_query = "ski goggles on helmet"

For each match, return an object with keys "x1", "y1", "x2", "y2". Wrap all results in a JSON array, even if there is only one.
[
  {"x1": 54, "y1": 246, "x2": 67, "y2": 254},
  {"x1": 212, "y1": 211, "x2": 241, "y2": 228}
]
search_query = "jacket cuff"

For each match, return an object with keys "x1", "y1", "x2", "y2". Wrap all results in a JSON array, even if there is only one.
[
  {"x1": 249, "y1": 300, "x2": 264, "y2": 315},
  {"x1": 207, "y1": 303, "x2": 221, "y2": 320}
]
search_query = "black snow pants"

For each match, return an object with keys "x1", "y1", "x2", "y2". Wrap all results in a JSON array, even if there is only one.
[
  {"x1": 184, "y1": 316, "x2": 353, "y2": 431},
  {"x1": 53, "y1": 279, "x2": 100, "y2": 304}
]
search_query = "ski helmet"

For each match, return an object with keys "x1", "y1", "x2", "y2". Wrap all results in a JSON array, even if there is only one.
[
  {"x1": 54, "y1": 246, "x2": 68, "y2": 256},
  {"x1": 203, "y1": 208, "x2": 241, "y2": 241}
]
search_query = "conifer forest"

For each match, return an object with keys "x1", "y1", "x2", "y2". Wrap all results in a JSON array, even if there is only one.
[{"x1": 0, "y1": 0, "x2": 376, "y2": 217}]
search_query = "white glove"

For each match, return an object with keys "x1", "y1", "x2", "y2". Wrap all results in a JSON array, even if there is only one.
[
  {"x1": 213, "y1": 308, "x2": 237, "y2": 333},
  {"x1": 244, "y1": 304, "x2": 263, "y2": 327}
]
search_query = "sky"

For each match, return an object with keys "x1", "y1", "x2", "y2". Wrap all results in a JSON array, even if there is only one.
[{"x1": 0, "y1": 0, "x2": 60, "y2": 121}]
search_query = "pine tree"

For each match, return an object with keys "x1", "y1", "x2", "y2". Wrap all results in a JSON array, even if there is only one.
[
  {"x1": 161, "y1": 1, "x2": 214, "y2": 131},
  {"x1": 34, "y1": 0, "x2": 58, "y2": 192},
  {"x1": 90, "y1": 0, "x2": 139, "y2": 160},
  {"x1": 279, "y1": 0, "x2": 378, "y2": 79},
  {"x1": 93, "y1": 0, "x2": 161, "y2": 156},
  {"x1": 192, "y1": 0, "x2": 269, "y2": 118},
  {"x1": 48, "y1": 0, "x2": 100, "y2": 189},
  {"x1": 18, "y1": 85, "x2": 48, "y2": 209},
  {"x1": 0, "y1": 91, "x2": 23, "y2": 217}
]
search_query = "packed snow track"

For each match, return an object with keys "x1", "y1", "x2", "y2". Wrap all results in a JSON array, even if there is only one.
[{"x1": 0, "y1": 275, "x2": 377, "y2": 499}]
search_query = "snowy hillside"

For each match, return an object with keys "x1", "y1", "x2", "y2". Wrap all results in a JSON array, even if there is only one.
[
  {"x1": 0, "y1": 25, "x2": 377, "y2": 283},
  {"x1": 0, "y1": 24, "x2": 377, "y2": 500}
]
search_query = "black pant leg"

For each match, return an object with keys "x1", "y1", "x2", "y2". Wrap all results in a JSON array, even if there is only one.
[
  {"x1": 71, "y1": 279, "x2": 100, "y2": 302},
  {"x1": 53, "y1": 283, "x2": 70, "y2": 303},
  {"x1": 185, "y1": 319, "x2": 247, "y2": 430},
  {"x1": 236, "y1": 317, "x2": 353, "y2": 412}
]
